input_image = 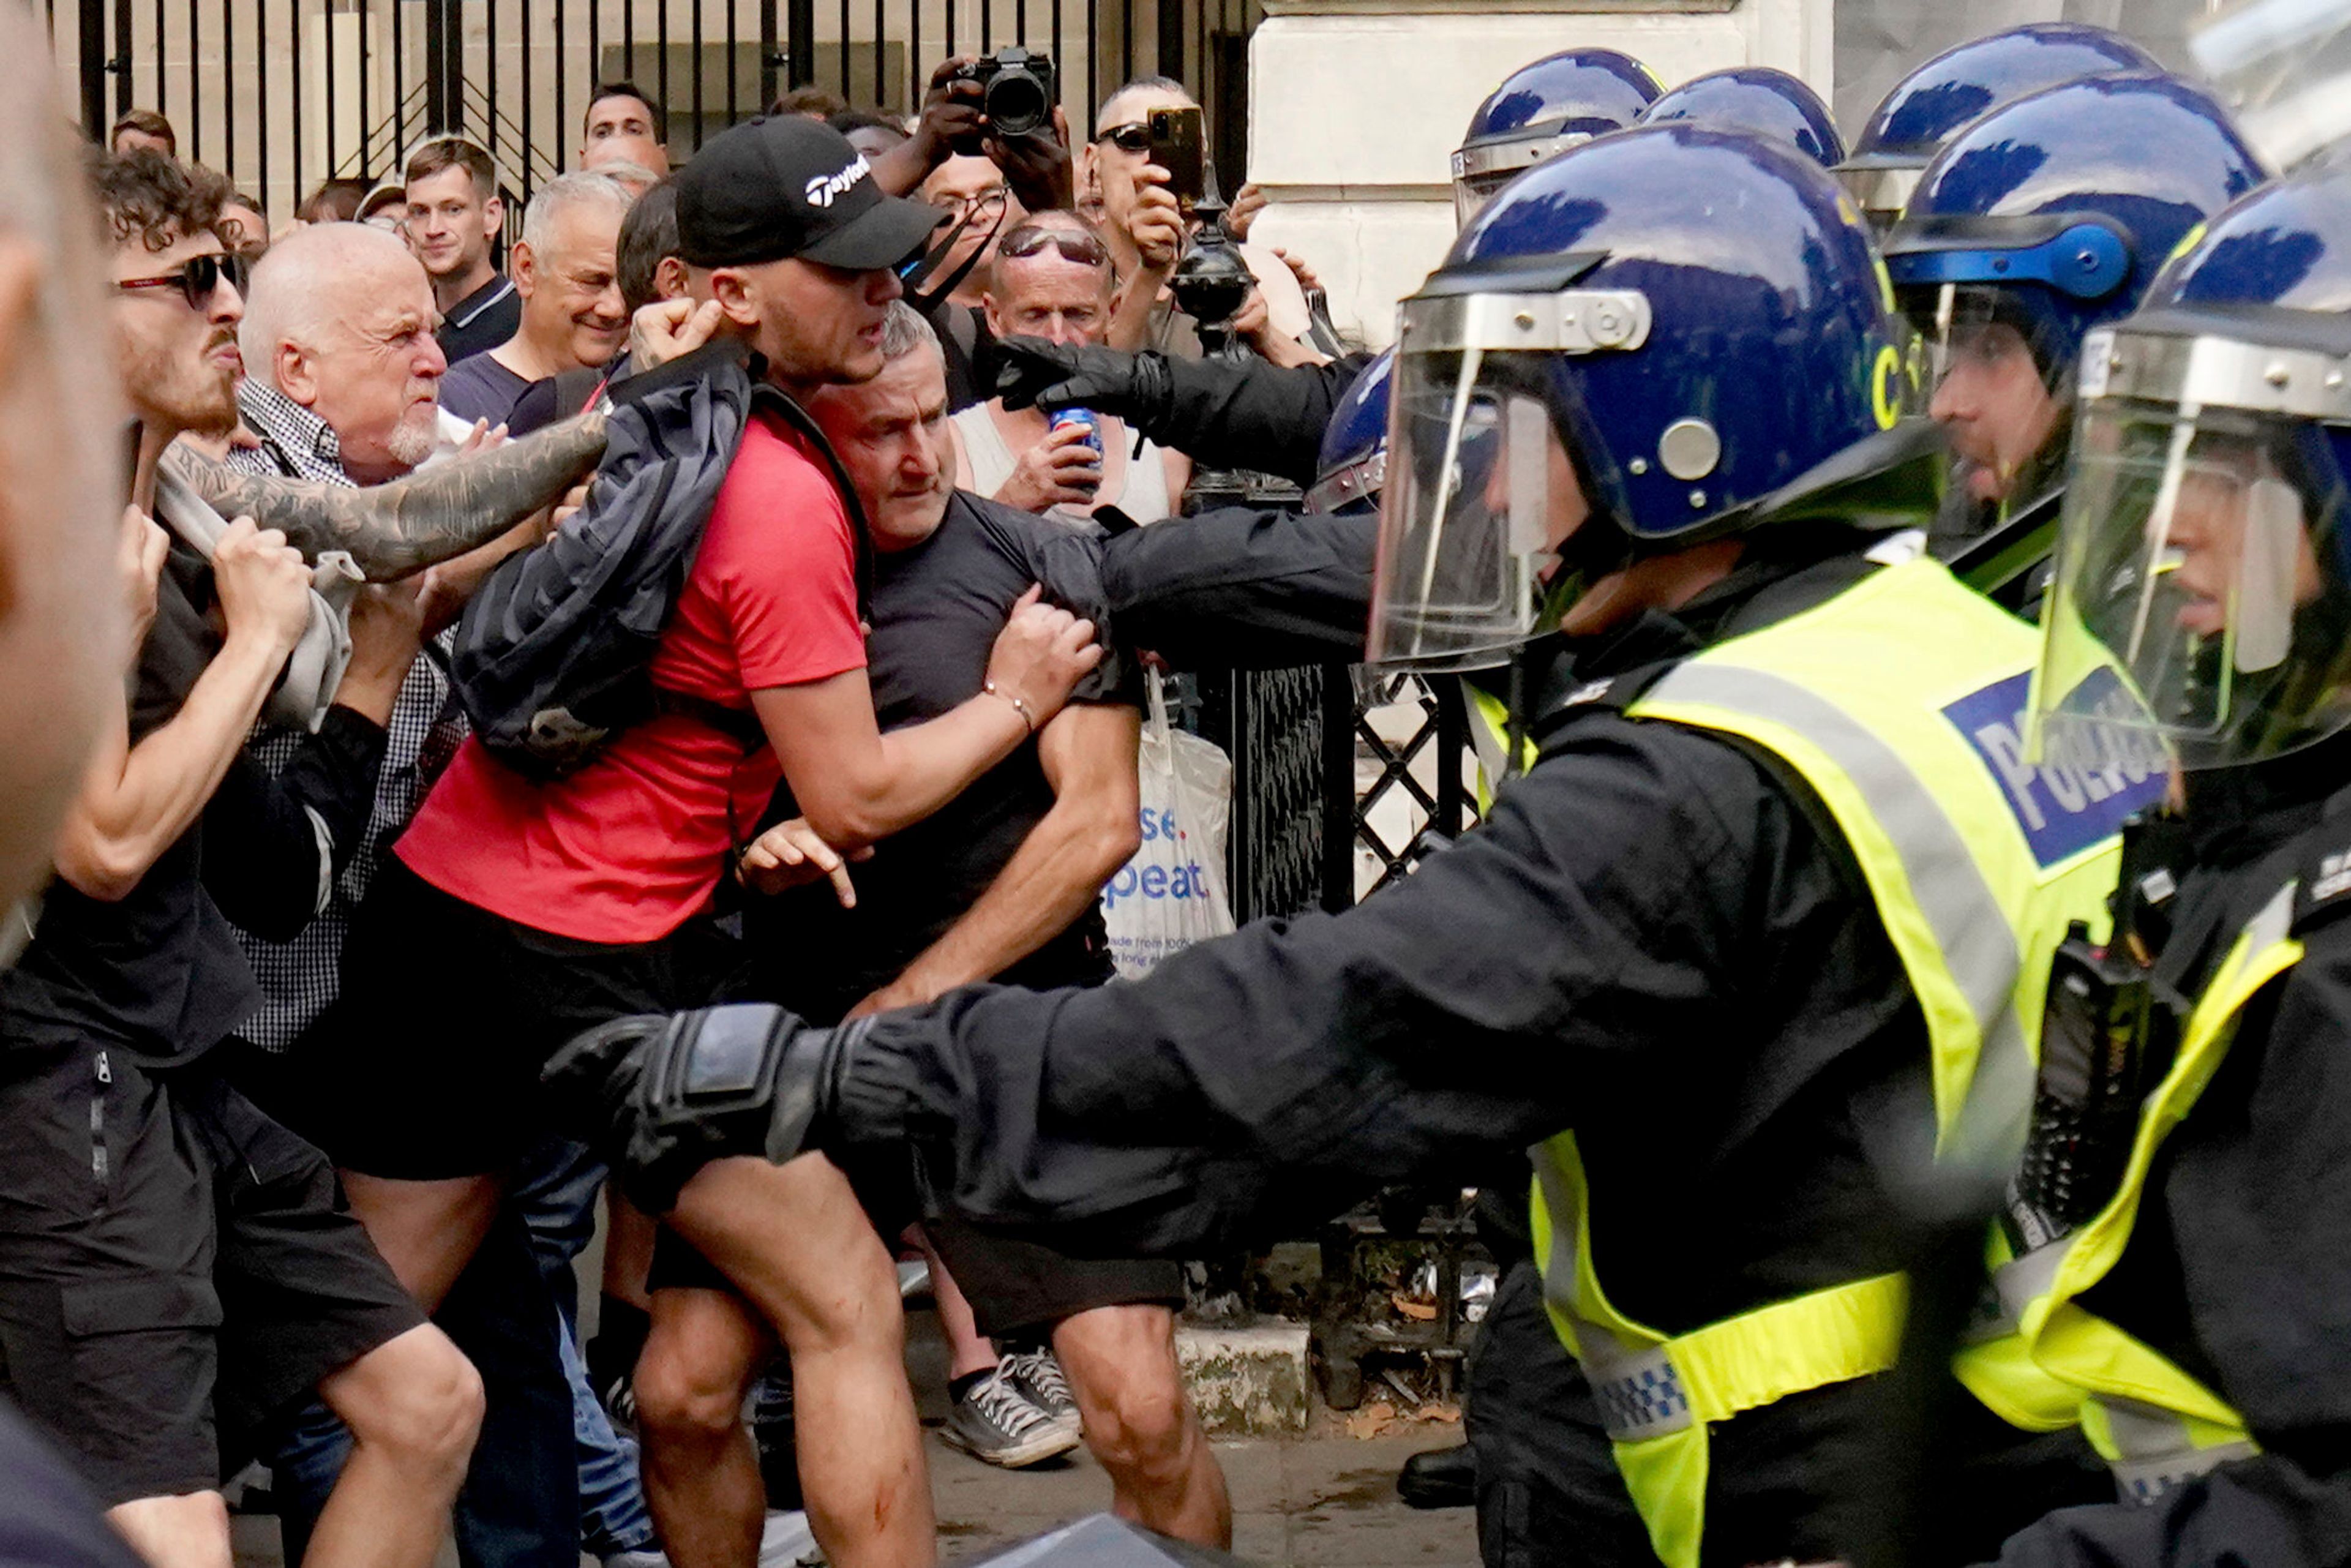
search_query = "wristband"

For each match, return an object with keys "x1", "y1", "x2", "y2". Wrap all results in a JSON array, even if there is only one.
[{"x1": 982, "y1": 680, "x2": 1037, "y2": 733}]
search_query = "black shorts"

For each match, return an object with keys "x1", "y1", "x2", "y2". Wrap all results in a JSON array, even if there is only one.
[
  {"x1": 0, "y1": 1045, "x2": 424, "y2": 1506},
  {"x1": 651, "y1": 936, "x2": 1174, "y2": 1339},
  {"x1": 292, "y1": 857, "x2": 738, "y2": 1180},
  {"x1": 647, "y1": 1175, "x2": 1183, "y2": 1340}
]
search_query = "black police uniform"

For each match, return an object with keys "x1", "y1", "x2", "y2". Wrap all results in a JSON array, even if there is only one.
[
  {"x1": 1075, "y1": 349, "x2": 1381, "y2": 669},
  {"x1": 1987, "y1": 740, "x2": 2351, "y2": 1568},
  {"x1": 819, "y1": 539, "x2": 2106, "y2": 1567}
]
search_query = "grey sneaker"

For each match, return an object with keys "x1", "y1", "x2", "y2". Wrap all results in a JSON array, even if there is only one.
[
  {"x1": 999, "y1": 1349, "x2": 1081, "y2": 1436},
  {"x1": 942, "y1": 1368, "x2": 1081, "y2": 1468}
]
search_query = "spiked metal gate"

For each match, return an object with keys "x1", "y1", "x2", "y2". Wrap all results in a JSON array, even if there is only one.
[{"x1": 50, "y1": 0, "x2": 1262, "y2": 223}]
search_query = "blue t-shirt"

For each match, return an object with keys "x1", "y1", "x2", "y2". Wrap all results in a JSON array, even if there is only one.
[{"x1": 438, "y1": 351, "x2": 535, "y2": 430}]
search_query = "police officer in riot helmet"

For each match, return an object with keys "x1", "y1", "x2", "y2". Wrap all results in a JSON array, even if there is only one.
[
  {"x1": 546, "y1": 124, "x2": 2139, "y2": 1568},
  {"x1": 1835, "y1": 21, "x2": 2162, "y2": 235},
  {"x1": 1638, "y1": 66, "x2": 1845, "y2": 168},
  {"x1": 1449, "y1": 47, "x2": 1659, "y2": 223},
  {"x1": 1990, "y1": 158, "x2": 2351, "y2": 1568},
  {"x1": 1881, "y1": 73, "x2": 2267, "y2": 599}
]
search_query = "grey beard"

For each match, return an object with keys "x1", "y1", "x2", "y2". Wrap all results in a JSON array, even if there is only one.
[{"x1": 384, "y1": 415, "x2": 438, "y2": 470}]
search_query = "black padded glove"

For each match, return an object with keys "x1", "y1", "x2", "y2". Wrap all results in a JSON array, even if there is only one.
[
  {"x1": 540, "y1": 1003, "x2": 849, "y2": 1214},
  {"x1": 991, "y1": 335, "x2": 1176, "y2": 429}
]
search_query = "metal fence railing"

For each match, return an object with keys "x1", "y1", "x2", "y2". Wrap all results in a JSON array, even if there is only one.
[{"x1": 56, "y1": 0, "x2": 1262, "y2": 222}]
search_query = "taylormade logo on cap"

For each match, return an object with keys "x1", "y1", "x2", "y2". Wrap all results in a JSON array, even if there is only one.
[{"x1": 804, "y1": 154, "x2": 872, "y2": 209}]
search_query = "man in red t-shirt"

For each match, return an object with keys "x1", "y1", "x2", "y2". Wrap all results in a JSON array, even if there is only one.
[{"x1": 317, "y1": 117, "x2": 1103, "y2": 1568}]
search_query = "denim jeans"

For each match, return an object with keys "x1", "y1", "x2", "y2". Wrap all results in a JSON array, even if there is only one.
[{"x1": 512, "y1": 1140, "x2": 657, "y2": 1558}]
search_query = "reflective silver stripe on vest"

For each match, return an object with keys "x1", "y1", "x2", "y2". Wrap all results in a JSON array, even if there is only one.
[
  {"x1": 2101, "y1": 1398, "x2": 2259, "y2": 1506},
  {"x1": 1467, "y1": 695, "x2": 1510, "y2": 792},
  {"x1": 1531, "y1": 1153, "x2": 1696, "y2": 1441},
  {"x1": 1963, "y1": 1237, "x2": 2072, "y2": 1345},
  {"x1": 1637, "y1": 663, "x2": 2034, "y2": 1161}
]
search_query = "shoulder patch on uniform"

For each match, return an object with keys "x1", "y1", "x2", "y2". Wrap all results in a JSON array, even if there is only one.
[
  {"x1": 1943, "y1": 669, "x2": 2167, "y2": 869},
  {"x1": 2293, "y1": 846, "x2": 2351, "y2": 932}
]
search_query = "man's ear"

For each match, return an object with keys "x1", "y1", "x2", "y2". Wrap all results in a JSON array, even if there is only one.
[
  {"x1": 654, "y1": 255, "x2": 690, "y2": 301},
  {"x1": 482, "y1": 192, "x2": 504, "y2": 239},
  {"x1": 511, "y1": 238, "x2": 536, "y2": 299},
  {"x1": 274, "y1": 339, "x2": 321, "y2": 408},
  {"x1": 709, "y1": 268, "x2": 759, "y2": 329},
  {"x1": 980, "y1": 292, "x2": 1005, "y2": 338}
]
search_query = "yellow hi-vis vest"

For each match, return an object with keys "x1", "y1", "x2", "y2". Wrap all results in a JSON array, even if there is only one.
[
  {"x1": 1528, "y1": 558, "x2": 2155, "y2": 1568},
  {"x1": 1465, "y1": 683, "x2": 1536, "y2": 812},
  {"x1": 2011, "y1": 887, "x2": 2282, "y2": 1505}
]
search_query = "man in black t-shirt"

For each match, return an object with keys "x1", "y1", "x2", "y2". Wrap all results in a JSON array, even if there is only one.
[{"x1": 629, "y1": 304, "x2": 1233, "y2": 1550}]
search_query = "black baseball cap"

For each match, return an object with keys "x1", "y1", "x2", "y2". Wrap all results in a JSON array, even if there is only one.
[{"x1": 676, "y1": 115, "x2": 943, "y2": 270}]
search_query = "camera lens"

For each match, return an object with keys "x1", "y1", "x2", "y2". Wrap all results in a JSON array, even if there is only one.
[{"x1": 986, "y1": 72, "x2": 1048, "y2": 137}]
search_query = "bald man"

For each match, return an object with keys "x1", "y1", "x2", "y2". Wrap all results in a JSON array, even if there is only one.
[{"x1": 236, "y1": 223, "x2": 448, "y2": 485}]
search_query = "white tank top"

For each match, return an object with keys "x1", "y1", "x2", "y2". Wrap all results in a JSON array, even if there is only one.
[{"x1": 952, "y1": 405, "x2": 1176, "y2": 527}]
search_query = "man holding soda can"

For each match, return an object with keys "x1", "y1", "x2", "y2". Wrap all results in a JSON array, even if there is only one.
[{"x1": 953, "y1": 211, "x2": 1189, "y2": 523}]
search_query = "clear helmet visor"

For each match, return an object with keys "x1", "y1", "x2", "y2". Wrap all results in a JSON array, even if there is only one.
[
  {"x1": 1450, "y1": 132, "x2": 1591, "y2": 228},
  {"x1": 1902, "y1": 282, "x2": 2072, "y2": 534},
  {"x1": 2031, "y1": 400, "x2": 2351, "y2": 772},
  {"x1": 1835, "y1": 163, "x2": 1922, "y2": 239},
  {"x1": 1368, "y1": 347, "x2": 1575, "y2": 672}
]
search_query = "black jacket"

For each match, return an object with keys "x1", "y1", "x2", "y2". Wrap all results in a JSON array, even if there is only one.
[
  {"x1": 1095, "y1": 351, "x2": 1377, "y2": 667},
  {"x1": 832, "y1": 541, "x2": 2101, "y2": 1564},
  {"x1": 1989, "y1": 741, "x2": 2351, "y2": 1568}
]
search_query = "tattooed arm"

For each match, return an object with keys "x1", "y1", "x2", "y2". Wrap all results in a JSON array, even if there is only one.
[{"x1": 157, "y1": 412, "x2": 608, "y2": 579}]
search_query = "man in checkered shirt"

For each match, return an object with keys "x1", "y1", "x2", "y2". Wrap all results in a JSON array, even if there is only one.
[{"x1": 218, "y1": 219, "x2": 671, "y2": 1568}]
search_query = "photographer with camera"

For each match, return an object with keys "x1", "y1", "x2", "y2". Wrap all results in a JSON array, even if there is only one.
[
  {"x1": 1084, "y1": 79, "x2": 1317, "y2": 364},
  {"x1": 868, "y1": 53, "x2": 1074, "y2": 214}
]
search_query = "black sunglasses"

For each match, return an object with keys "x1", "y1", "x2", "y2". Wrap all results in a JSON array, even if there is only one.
[
  {"x1": 1095, "y1": 122, "x2": 1152, "y2": 154},
  {"x1": 1001, "y1": 226, "x2": 1111, "y2": 267},
  {"x1": 114, "y1": 252, "x2": 249, "y2": 310}
]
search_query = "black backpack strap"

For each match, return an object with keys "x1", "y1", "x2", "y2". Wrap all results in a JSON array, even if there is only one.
[{"x1": 751, "y1": 383, "x2": 877, "y2": 631}]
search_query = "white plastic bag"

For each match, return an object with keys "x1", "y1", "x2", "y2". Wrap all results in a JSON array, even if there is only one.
[{"x1": 1102, "y1": 676, "x2": 1236, "y2": 977}]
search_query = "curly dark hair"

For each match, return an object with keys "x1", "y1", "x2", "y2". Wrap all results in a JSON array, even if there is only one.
[{"x1": 88, "y1": 148, "x2": 231, "y2": 254}]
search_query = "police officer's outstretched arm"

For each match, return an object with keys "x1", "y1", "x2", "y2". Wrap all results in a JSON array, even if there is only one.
[
  {"x1": 991, "y1": 334, "x2": 1368, "y2": 489},
  {"x1": 543, "y1": 709, "x2": 1831, "y2": 1254}
]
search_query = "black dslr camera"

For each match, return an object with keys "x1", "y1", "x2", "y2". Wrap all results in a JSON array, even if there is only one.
[{"x1": 948, "y1": 47, "x2": 1057, "y2": 143}]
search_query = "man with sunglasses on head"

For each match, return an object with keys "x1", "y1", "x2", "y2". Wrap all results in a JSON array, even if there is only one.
[
  {"x1": 954, "y1": 210, "x2": 1189, "y2": 524},
  {"x1": 0, "y1": 148, "x2": 487, "y2": 1568}
]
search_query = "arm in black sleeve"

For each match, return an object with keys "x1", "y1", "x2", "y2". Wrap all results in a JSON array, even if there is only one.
[
  {"x1": 829, "y1": 718, "x2": 1813, "y2": 1255},
  {"x1": 1989, "y1": 1460, "x2": 2351, "y2": 1568},
  {"x1": 201, "y1": 706, "x2": 388, "y2": 941},
  {"x1": 1990, "y1": 934, "x2": 2351, "y2": 1567},
  {"x1": 1149, "y1": 353, "x2": 1369, "y2": 487},
  {"x1": 1097, "y1": 505, "x2": 1373, "y2": 668}
]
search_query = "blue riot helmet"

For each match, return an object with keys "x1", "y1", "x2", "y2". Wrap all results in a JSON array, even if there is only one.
[
  {"x1": 1637, "y1": 66, "x2": 1845, "y2": 168},
  {"x1": 1450, "y1": 48, "x2": 1660, "y2": 225},
  {"x1": 1835, "y1": 23, "x2": 2162, "y2": 234},
  {"x1": 1305, "y1": 348, "x2": 1395, "y2": 514},
  {"x1": 1882, "y1": 73, "x2": 2267, "y2": 530},
  {"x1": 2034, "y1": 163, "x2": 2351, "y2": 773},
  {"x1": 1372, "y1": 125, "x2": 1916, "y2": 671}
]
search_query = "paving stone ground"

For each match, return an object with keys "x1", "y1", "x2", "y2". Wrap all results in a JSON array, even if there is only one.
[{"x1": 230, "y1": 1300, "x2": 1478, "y2": 1568}]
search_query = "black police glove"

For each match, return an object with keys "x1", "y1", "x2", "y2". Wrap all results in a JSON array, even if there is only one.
[
  {"x1": 541, "y1": 1003, "x2": 849, "y2": 1215},
  {"x1": 991, "y1": 336, "x2": 1176, "y2": 430}
]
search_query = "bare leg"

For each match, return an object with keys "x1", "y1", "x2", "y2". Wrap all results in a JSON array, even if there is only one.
[
  {"x1": 308, "y1": 1324, "x2": 486, "y2": 1568},
  {"x1": 338, "y1": 1172, "x2": 503, "y2": 1311},
  {"x1": 913, "y1": 1228, "x2": 999, "y2": 1381},
  {"x1": 1053, "y1": 1305, "x2": 1230, "y2": 1548},
  {"x1": 107, "y1": 1492, "x2": 233, "y2": 1568},
  {"x1": 634, "y1": 1286, "x2": 771, "y2": 1568},
  {"x1": 667, "y1": 1156, "x2": 932, "y2": 1568}
]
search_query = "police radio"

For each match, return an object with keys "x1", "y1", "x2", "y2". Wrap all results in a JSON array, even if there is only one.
[{"x1": 2005, "y1": 812, "x2": 2186, "y2": 1254}]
